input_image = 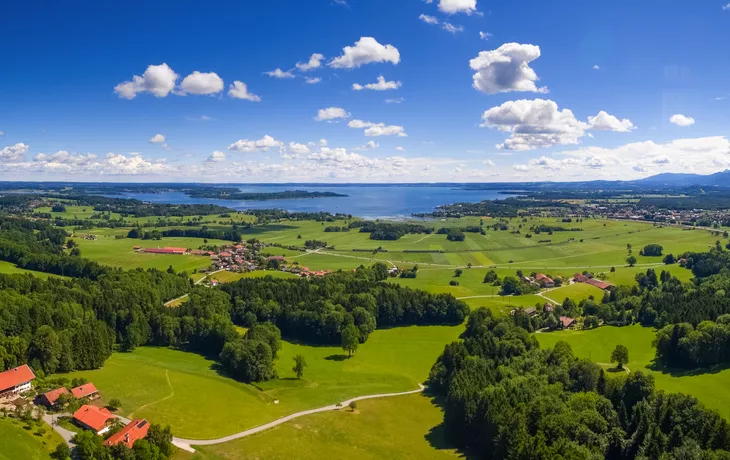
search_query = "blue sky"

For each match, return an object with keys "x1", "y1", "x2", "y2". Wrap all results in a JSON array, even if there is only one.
[{"x1": 1, "y1": 0, "x2": 729, "y2": 182}]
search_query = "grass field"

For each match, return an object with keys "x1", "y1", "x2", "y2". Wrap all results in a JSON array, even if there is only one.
[
  {"x1": 537, "y1": 325, "x2": 730, "y2": 419},
  {"x1": 57, "y1": 325, "x2": 461, "y2": 439},
  {"x1": 0, "y1": 260, "x2": 63, "y2": 279},
  {"x1": 0, "y1": 416, "x2": 64, "y2": 460},
  {"x1": 174, "y1": 393, "x2": 459, "y2": 460},
  {"x1": 212, "y1": 270, "x2": 299, "y2": 284}
]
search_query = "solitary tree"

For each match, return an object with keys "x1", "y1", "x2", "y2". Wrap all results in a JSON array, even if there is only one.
[
  {"x1": 349, "y1": 401, "x2": 358, "y2": 412},
  {"x1": 627, "y1": 243, "x2": 633, "y2": 254},
  {"x1": 454, "y1": 269, "x2": 463, "y2": 277},
  {"x1": 626, "y1": 255, "x2": 637, "y2": 267},
  {"x1": 341, "y1": 324, "x2": 360, "y2": 357},
  {"x1": 108, "y1": 398, "x2": 122, "y2": 411},
  {"x1": 293, "y1": 354, "x2": 307, "y2": 379},
  {"x1": 611, "y1": 344, "x2": 629, "y2": 369},
  {"x1": 50, "y1": 442, "x2": 72, "y2": 460}
]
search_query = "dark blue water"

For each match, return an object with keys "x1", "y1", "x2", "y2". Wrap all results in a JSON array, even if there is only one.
[{"x1": 108, "y1": 185, "x2": 513, "y2": 220}]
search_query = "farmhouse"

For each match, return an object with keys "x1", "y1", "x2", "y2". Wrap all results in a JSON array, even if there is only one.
[
  {"x1": 266, "y1": 256, "x2": 286, "y2": 262},
  {"x1": 543, "y1": 303, "x2": 554, "y2": 312},
  {"x1": 535, "y1": 274, "x2": 555, "y2": 288},
  {"x1": 105, "y1": 419, "x2": 150, "y2": 448},
  {"x1": 0, "y1": 364, "x2": 35, "y2": 398},
  {"x1": 143, "y1": 247, "x2": 187, "y2": 255},
  {"x1": 560, "y1": 316, "x2": 576, "y2": 328},
  {"x1": 73, "y1": 405, "x2": 116, "y2": 435},
  {"x1": 72, "y1": 382, "x2": 100, "y2": 400},
  {"x1": 586, "y1": 278, "x2": 613, "y2": 290},
  {"x1": 573, "y1": 273, "x2": 588, "y2": 283},
  {"x1": 40, "y1": 387, "x2": 70, "y2": 407}
]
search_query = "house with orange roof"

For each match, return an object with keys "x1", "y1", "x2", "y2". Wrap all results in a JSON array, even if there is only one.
[
  {"x1": 73, "y1": 405, "x2": 116, "y2": 435},
  {"x1": 0, "y1": 364, "x2": 35, "y2": 398},
  {"x1": 72, "y1": 382, "x2": 100, "y2": 400},
  {"x1": 40, "y1": 387, "x2": 70, "y2": 407},
  {"x1": 104, "y1": 419, "x2": 150, "y2": 448}
]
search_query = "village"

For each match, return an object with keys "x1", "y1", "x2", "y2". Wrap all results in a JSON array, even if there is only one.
[{"x1": 0, "y1": 365, "x2": 149, "y2": 450}]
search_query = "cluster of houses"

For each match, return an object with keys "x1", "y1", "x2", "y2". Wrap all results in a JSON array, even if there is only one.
[
  {"x1": 522, "y1": 273, "x2": 556, "y2": 288},
  {"x1": 510, "y1": 305, "x2": 576, "y2": 329},
  {"x1": 0, "y1": 364, "x2": 150, "y2": 449}
]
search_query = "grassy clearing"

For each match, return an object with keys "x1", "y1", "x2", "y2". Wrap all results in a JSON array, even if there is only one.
[
  {"x1": 174, "y1": 394, "x2": 459, "y2": 460},
  {"x1": 212, "y1": 270, "x2": 299, "y2": 284},
  {"x1": 56, "y1": 325, "x2": 461, "y2": 439},
  {"x1": 536, "y1": 325, "x2": 730, "y2": 419},
  {"x1": 0, "y1": 261, "x2": 64, "y2": 279},
  {"x1": 543, "y1": 283, "x2": 606, "y2": 303},
  {"x1": 0, "y1": 416, "x2": 64, "y2": 460}
]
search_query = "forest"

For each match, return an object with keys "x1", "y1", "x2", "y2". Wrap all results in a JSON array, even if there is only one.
[{"x1": 185, "y1": 189, "x2": 348, "y2": 200}]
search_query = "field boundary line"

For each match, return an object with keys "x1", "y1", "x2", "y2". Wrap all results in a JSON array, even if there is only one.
[
  {"x1": 128, "y1": 370, "x2": 175, "y2": 418},
  {"x1": 172, "y1": 383, "x2": 426, "y2": 451}
]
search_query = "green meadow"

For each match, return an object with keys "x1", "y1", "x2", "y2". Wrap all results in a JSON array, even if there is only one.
[
  {"x1": 0, "y1": 417, "x2": 64, "y2": 460},
  {"x1": 537, "y1": 325, "x2": 730, "y2": 419},
  {"x1": 57, "y1": 325, "x2": 461, "y2": 439},
  {"x1": 0, "y1": 260, "x2": 63, "y2": 279},
  {"x1": 174, "y1": 393, "x2": 459, "y2": 460}
]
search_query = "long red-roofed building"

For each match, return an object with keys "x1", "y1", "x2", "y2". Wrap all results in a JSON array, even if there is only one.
[
  {"x1": 0, "y1": 364, "x2": 35, "y2": 397},
  {"x1": 586, "y1": 278, "x2": 613, "y2": 290},
  {"x1": 73, "y1": 405, "x2": 116, "y2": 435},
  {"x1": 105, "y1": 419, "x2": 150, "y2": 448}
]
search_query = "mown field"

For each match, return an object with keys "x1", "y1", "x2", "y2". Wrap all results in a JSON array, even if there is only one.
[
  {"x1": 537, "y1": 325, "x2": 730, "y2": 419},
  {"x1": 56, "y1": 325, "x2": 461, "y2": 439},
  {"x1": 173, "y1": 393, "x2": 459, "y2": 460},
  {"x1": 0, "y1": 260, "x2": 64, "y2": 279},
  {"x1": 0, "y1": 416, "x2": 64, "y2": 460}
]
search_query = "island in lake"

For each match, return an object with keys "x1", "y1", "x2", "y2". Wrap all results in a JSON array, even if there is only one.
[{"x1": 185, "y1": 189, "x2": 348, "y2": 201}]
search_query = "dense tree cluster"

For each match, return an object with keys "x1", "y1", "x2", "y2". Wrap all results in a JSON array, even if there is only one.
[
  {"x1": 641, "y1": 244, "x2": 664, "y2": 257},
  {"x1": 350, "y1": 221, "x2": 433, "y2": 240},
  {"x1": 187, "y1": 189, "x2": 347, "y2": 200},
  {"x1": 655, "y1": 316, "x2": 730, "y2": 368},
  {"x1": 428, "y1": 309, "x2": 730, "y2": 459},
  {"x1": 71, "y1": 423, "x2": 173, "y2": 460},
  {"x1": 222, "y1": 263, "x2": 468, "y2": 345}
]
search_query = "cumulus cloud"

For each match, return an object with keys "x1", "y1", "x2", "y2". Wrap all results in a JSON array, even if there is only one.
[
  {"x1": 265, "y1": 68, "x2": 295, "y2": 79},
  {"x1": 305, "y1": 77, "x2": 322, "y2": 84},
  {"x1": 296, "y1": 53, "x2": 325, "y2": 71},
  {"x1": 149, "y1": 134, "x2": 165, "y2": 144},
  {"x1": 352, "y1": 76, "x2": 401, "y2": 91},
  {"x1": 114, "y1": 63, "x2": 179, "y2": 99},
  {"x1": 470, "y1": 43, "x2": 546, "y2": 94},
  {"x1": 396, "y1": 146, "x2": 405, "y2": 151},
  {"x1": 592, "y1": 65, "x2": 601, "y2": 70},
  {"x1": 670, "y1": 114, "x2": 695, "y2": 127},
  {"x1": 479, "y1": 31, "x2": 492, "y2": 40},
  {"x1": 329, "y1": 37, "x2": 400, "y2": 69},
  {"x1": 442, "y1": 23, "x2": 464, "y2": 33},
  {"x1": 179, "y1": 71, "x2": 224, "y2": 95},
  {"x1": 480, "y1": 99, "x2": 634, "y2": 150},
  {"x1": 483, "y1": 159, "x2": 495, "y2": 166},
  {"x1": 357, "y1": 141, "x2": 380, "y2": 150},
  {"x1": 348, "y1": 120, "x2": 407, "y2": 137},
  {"x1": 418, "y1": 14, "x2": 463, "y2": 33},
  {"x1": 426, "y1": 0, "x2": 477, "y2": 14},
  {"x1": 0, "y1": 143, "x2": 30, "y2": 162},
  {"x1": 29, "y1": 151, "x2": 171, "y2": 176},
  {"x1": 228, "y1": 81, "x2": 261, "y2": 101},
  {"x1": 587, "y1": 111, "x2": 635, "y2": 132},
  {"x1": 288, "y1": 142, "x2": 311, "y2": 155},
  {"x1": 228, "y1": 135, "x2": 284, "y2": 153},
  {"x1": 316, "y1": 107, "x2": 350, "y2": 121},
  {"x1": 206, "y1": 150, "x2": 226, "y2": 163}
]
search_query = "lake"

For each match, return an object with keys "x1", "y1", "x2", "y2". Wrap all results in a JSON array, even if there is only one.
[{"x1": 108, "y1": 185, "x2": 514, "y2": 219}]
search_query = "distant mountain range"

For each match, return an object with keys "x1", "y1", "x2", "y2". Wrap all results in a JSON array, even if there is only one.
[{"x1": 634, "y1": 170, "x2": 730, "y2": 187}]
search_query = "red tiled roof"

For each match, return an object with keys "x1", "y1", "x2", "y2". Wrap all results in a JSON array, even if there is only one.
[
  {"x1": 71, "y1": 383, "x2": 99, "y2": 399},
  {"x1": 586, "y1": 278, "x2": 613, "y2": 290},
  {"x1": 220, "y1": 252, "x2": 232, "y2": 257},
  {"x1": 0, "y1": 365, "x2": 35, "y2": 392},
  {"x1": 144, "y1": 248, "x2": 184, "y2": 254},
  {"x1": 104, "y1": 419, "x2": 150, "y2": 448},
  {"x1": 266, "y1": 256, "x2": 286, "y2": 261},
  {"x1": 574, "y1": 273, "x2": 588, "y2": 283},
  {"x1": 559, "y1": 316, "x2": 575, "y2": 328},
  {"x1": 164, "y1": 247, "x2": 187, "y2": 252},
  {"x1": 73, "y1": 405, "x2": 115, "y2": 432},
  {"x1": 42, "y1": 387, "x2": 69, "y2": 405}
]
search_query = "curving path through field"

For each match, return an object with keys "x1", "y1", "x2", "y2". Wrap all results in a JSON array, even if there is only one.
[{"x1": 172, "y1": 383, "x2": 426, "y2": 453}]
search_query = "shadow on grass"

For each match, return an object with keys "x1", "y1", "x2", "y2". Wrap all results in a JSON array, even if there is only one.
[
  {"x1": 647, "y1": 359, "x2": 730, "y2": 377},
  {"x1": 238, "y1": 224, "x2": 299, "y2": 235},
  {"x1": 422, "y1": 388, "x2": 477, "y2": 460},
  {"x1": 324, "y1": 354, "x2": 349, "y2": 362}
]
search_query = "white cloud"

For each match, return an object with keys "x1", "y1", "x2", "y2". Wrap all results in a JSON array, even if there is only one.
[
  {"x1": 357, "y1": 141, "x2": 380, "y2": 150},
  {"x1": 396, "y1": 146, "x2": 405, "y2": 151},
  {"x1": 670, "y1": 114, "x2": 695, "y2": 127},
  {"x1": 483, "y1": 159, "x2": 495, "y2": 166},
  {"x1": 426, "y1": 0, "x2": 477, "y2": 14},
  {"x1": 352, "y1": 76, "x2": 402, "y2": 91},
  {"x1": 179, "y1": 71, "x2": 224, "y2": 95},
  {"x1": 296, "y1": 53, "x2": 325, "y2": 72},
  {"x1": 228, "y1": 135, "x2": 284, "y2": 153},
  {"x1": 470, "y1": 43, "x2": 547, "y2": 94},
  {"x1": 265, "y1": 68, "x2": 295, "y2": 79},
  {"x1": 0, "y1": 131, "x2": 4, "y2": 136},
  {"x1": 419, "y1": 14, "x2": 439, "y2": 24},
  {"x1": 587, "y1": 111, "x2": 635, "y2": 132},
  {"x1": 723, "y1": 3, "x2": 730, "y2": 10},
  {"x1": 513, "y1": 164, "x2": 529, "y2": 172},
  {"x1": 149, "y1": 134, "x2": 166, "y2": 144},
  {"x1": 186, "y1": 115, "x2": 215, "y2": 121},
  {"x1": 305, "y1": 77, "x2": 322, "y2": 84},
  {"x1": 320, "y1": 139, "x2": 328, "y2": 146},
  {"x1": 316, "y1": 107, "x2": 350, "y2": 121},
  {"x1": 288, "y1": 142, "x2": 311, "y2": 155},
  {"x1": 442, "y1": 23, "x2": 464, "y2": 33},
  {"x1": 0, "y1": 143, "x2": 30, "y2": 162},
  {"x1": 329, "y1": 37, "x2": 401, "y2": 69},
  {"x1": 348, "y1": 119, "x2": 407, "y2": 137},
  {"x1": 479, "y1": 31, "x2": 492, "y2": 40},
  {"x1": 114, "y1": 63, "x2": 179, "y2": 99},
  {"x1": 480, "y1": 99, "x2": 633, "y2": 150},
  {"x1": 206, "y1": 150, "x2": 226, "y2": 163},
  {"x1": 228, "y1": 81, "x2": 261, "y2": 101},
  {"x1": 385, "y1": 97, "x2": 405, "y2": 104},
  {"x1": 592, "y1": 65, "x2": 601, "y2": 70}
]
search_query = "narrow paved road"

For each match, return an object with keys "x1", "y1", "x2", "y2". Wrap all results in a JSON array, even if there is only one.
[
  {"x1": 172, "y1": 383, "x2": 425, "y2": 452},
  {"x1": 42, "y1": 413, "x2": 76, "y2": 447}
]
